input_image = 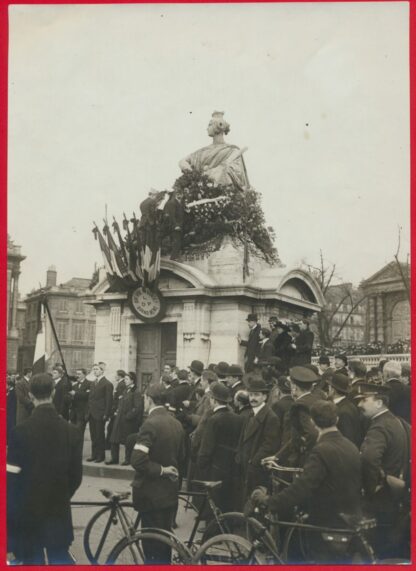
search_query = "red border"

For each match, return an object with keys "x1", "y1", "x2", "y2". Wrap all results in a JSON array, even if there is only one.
[{"x1": 1, "y1": 1, "x2": 414, "y2": 570}]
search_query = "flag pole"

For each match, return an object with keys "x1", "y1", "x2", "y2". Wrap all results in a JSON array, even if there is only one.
[{"x1": 42, "y1": 295, "x2": 68, "y2": 377}]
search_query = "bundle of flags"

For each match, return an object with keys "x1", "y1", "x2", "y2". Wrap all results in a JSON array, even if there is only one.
[{"x1": 93, "y1": 212, "x2": 161, "y2": 289}]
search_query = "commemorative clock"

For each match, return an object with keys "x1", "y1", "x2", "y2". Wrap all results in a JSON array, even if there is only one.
[{"x1": 128, "y1": 286, "x2": 166, "y2": 322}]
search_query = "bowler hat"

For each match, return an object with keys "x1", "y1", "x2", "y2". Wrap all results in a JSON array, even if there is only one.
[
  {"x1": 214, "y1": 361, "x2": 229, "y2": 378},
  {"x1": 190, "y1": 360, "x2": 204, "y2": 375},
  {"x1": 228, "y1": 364, "x2": 243, "y2": 378},
  {"x1": 328, "y1": 373, "x2": 350, "y2": 395},
  {"x1": 335, "y1": 352, "x2": 348, "y2": 366},
  {"x1": 245, "y1": 374, "x2": 269, "y2": 393},
  {"x1": 289, "y1": 366, "x2": 320, "y2": 385},
  {"x1": 246, "y1": 313, "x2": 258, "y2": 322},
  {"x1": 210, "y1": 381, "x2": 231, "y2": 403},
  {"x1": 353, "y1": 383, "x2": 390, "y2": 400}
]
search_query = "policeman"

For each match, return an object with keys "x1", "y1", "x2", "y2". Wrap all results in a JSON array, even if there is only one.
[{"x1": 355, "y1": 383, "x2": 410, "y2": 560}]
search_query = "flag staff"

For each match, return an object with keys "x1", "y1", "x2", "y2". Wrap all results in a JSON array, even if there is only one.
[{"x1": 41, "y1": 294, "x2": 68, "y2": 377}]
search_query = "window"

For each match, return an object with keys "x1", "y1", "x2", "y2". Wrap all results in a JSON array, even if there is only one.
[
  {"x1": 87, "y1": 322, "x2": 96, "y2": 343},
  {"x1": 75, "y1": 300, "x2": 84, "y2": 314},
  {"x1": 58, "y1": 299, "x2": 68, "y2": 312},
  {"x1": 72, "y1": 321, "x2": 85, "y2": 343},
  {"x1": 56, "y1": 320, "x2": 68, "y2": 342},
  {"x1": 73, "y1": 350, "x2": 81, "y2": 366}
]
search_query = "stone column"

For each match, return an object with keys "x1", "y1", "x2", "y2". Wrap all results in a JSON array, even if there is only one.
[
  {"x1": 7, "y1": 268, "x2": 12, "y2": 331},
  {"x1": 11, "y1": 271, "x2": 20, "y2": 333}
]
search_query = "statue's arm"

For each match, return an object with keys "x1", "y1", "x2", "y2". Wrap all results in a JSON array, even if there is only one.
[{"x1": 179, "y1": 155, "x2": 193, "y2": 172}]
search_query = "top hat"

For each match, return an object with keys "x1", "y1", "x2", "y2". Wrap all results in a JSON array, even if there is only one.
[
  {"x1": 289, "y1": 366, "x2": 320, "y2": 385},
  {"x1": 214, "y1": 361, "x2": 229, "y2": 378},
  {"x1": 189, "y1": 360, "x2": 204, "y2": 376},
  {"x1": 246, "y1": 313, "x2": 258, "y2": 322},
  {"x1": 327, "y1": 373, "x2": 350, "y2": 395},
  {"x1": 228, "y1": 364, "x2": 244, "y2": 378},
  {"x1": 210, "y1": 381, "x2": 231, "y2": 403}
]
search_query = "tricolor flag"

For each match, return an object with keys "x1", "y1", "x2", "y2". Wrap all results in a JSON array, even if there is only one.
[{"x1": 32, "y1": 297, "x2": 68, "y2": 375}]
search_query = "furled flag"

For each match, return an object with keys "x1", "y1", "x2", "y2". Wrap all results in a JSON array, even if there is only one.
[{"x1": 32, "y1": 297, "x2": 68, "y2": 375}]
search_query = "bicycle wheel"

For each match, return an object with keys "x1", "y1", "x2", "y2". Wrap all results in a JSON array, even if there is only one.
[
  {"x1": 202, "y1": 512, "x2": 279, "y2": 562},
  {"x1": 106, "y1": 531, "x2": 192, "y2": 565},
  {"x1": 83, "y1": 504, "x2": 139, "y2": 564},
  {"x1": 193, "y1": 533, "x2": 263, "y2": 565}
]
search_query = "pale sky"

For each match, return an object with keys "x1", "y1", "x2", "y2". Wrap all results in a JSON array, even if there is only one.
[{"x1": 8, "y1": 2, "x2": 410, "y2": 295}]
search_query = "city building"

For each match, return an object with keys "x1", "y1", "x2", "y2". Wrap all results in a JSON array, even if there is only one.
[
  {"x1": 323, "y1": 283, "x2": 366, "y2": 348},
  {"x1": 360, "y1": 261, "x2": 410, "y2": 350},
  {"x1": 20, "y1": 266, "x2": 96, "y2": 373},
  {"x1": 7, "y1": 236, "x2": 26, "y2": 373}
]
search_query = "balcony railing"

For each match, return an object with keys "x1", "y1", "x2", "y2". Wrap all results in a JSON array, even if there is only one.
[{"x1": 311, "y1": 353, "x2": 410, "y2": 368}]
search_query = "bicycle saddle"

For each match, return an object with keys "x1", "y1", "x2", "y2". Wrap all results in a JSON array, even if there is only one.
[
  {"x1": 191, "y1": 480, "x2": 222, "y2": 490},
  {"x1": 100, "y1": 488, "x2": 131, "y2": 501}
]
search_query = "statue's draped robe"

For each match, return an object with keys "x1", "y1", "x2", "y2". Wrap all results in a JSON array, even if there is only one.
[{"x1": 185, "y1": 143, "x2": 249, "y2": 190}]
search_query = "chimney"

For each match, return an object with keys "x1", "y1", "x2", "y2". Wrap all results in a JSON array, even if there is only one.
[{"x1": 46, "y1": 265, "x2": 57, "y2": 288}]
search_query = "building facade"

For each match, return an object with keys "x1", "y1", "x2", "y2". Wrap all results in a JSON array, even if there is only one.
[
  {"x1": 325, "y1": 283, "x2": 366, "y2": 347},
  {"x1": 360, "y1": 261, "x2": 410, "y2": 350},
  {"x1": 20, "y1": 267, "x2": 96, "y2": 373},
  {"x1": 7, "y1": 236, "x2": 26, "y2": 373},
  {"x1": 86, "y1": 240, "x2": 325, "y2": 390}
]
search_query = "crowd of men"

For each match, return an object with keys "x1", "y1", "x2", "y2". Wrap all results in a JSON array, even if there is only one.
[
  {"x1": 312, "y1": 338, "x2": 411, "y2": 357},
  {"x1": 6, "y1": 312, "x2": 411, "y2": 564}
]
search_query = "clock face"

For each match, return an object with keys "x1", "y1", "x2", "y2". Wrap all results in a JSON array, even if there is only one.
[{"x1": 129, "y1": 286, "x2": 165, "y2": 322}]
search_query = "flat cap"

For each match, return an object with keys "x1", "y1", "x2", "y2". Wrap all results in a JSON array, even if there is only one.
[{"x1": 289, "y1": 366, "x2": 320, "y2": 384}]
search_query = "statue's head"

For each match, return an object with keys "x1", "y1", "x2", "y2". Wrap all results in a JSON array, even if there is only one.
[{"x1": 207, "y1": 111, "x2": 230, "y2": 137}]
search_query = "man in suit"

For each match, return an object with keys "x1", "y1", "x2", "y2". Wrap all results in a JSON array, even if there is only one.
[
  {"x1": 51, "y1": 365, "x2": 71, "y2": 420},
  {"x1": 197, "y1": 382, "x2": 244, "y2": 513},
  {"x1": 7, "y1": 373, "x2": 82, "y2": 564},
  {"x1": 236, "y1": 374, "x2": 280, "y2": 503},
  {"x1": 131, "y1": 384, "x2": 186, "y2": 564},
  {"x1": 334, "y1": 352, "x2": 349, "y2": 376},
  {"x1": 252, "y1": 401, "x2": 362, "y2": 562},
  {"x1": 106, "y1": 369, "x2": 127, "y2": 450},
  {"x1": 238, "y1": 313, "x2": 262, "y2": 372},
  {"x1": 15, "y1": 368, "x2": 34, "y2": 425},
  {"x1": 228, "y1": 365, "x2": 245, "y2": 400},
  {"x1": 277, "y1": 366, "x2": 324, "y2": 467},
  {"x1": 382, "y1": 360, "x2": 410, "y2": 423},
  {"x1": 87, "y1": 363, "x2": 114, "y2": 463},
  {"x1": 270, "y1": 375, "x2": 294, "y2": 433},
  {"x1": 293, "y1": 318, "x2": 314, "y2": 365},
  {"x1": 327, "y1": 373, "x2": 362, "y2": 448},
  {"x1": 355, "y1": 383, "x2": 410, "y2": 560},
  {"x1": 69, "y1": 368, "x2": 93, "y2": 438}
]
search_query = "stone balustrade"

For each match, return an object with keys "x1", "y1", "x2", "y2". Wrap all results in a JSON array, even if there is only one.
[{"x1": 311, "y1": 353, "x2": 410, "y2": 368}]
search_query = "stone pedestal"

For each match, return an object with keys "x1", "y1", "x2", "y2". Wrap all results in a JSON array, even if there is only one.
[{"x1": 87, "y1": 240, "x2": 324, "y2": 385}]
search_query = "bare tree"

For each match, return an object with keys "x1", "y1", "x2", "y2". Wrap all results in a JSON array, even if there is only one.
[{"x1": 394, "y1": 226, "x2": 410, "y2": 302}]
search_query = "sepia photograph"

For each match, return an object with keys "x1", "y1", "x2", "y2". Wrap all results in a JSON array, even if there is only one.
[{"x1": 5, "y1": 1, "x2": 411, "y2": 565}]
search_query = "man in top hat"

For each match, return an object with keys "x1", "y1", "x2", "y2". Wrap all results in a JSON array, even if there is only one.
[
  {"x1": 327, "y1": 373, "x2": 362, "y2": 447},
  {"x1": 277, "y1": 366, "x2": 324, "y2": 467},
  {"x1": 131, "y1": 383, "x2": 186, "y2": 564},
  {"x1": 334, "y1": 352, "x2": 348, "y2": 376},
  {"x1": 197, "y1": 382, "x2": 243, "y2": 513},
  {"x1": 355, "y1": 383, "x2": 410, "y2": 560},
  {"x1": 237, "y1": 314, "x2": 262, "y2": 372},
  {"x1": 227, "y1": 365, "x2": 244, "y2": 399},
  {"x1": 236, "y1": 374, "x2": 280, "y2": 503},
  {"x1": 253, "y1": 401, "x2": 362, "y2": 562}
]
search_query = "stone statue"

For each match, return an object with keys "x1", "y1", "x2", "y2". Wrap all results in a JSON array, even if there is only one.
[{"x1": 179, "y1": 111, "x2": 250, "y2": 190}]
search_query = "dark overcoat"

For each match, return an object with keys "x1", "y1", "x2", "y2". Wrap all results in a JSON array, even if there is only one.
[
  {"x1": 291, "y1": 329, "x2": 314, "y2": 366},
  {"x1": 335, "y1": 396, "x2": 362, "y2": 448},
  {"x1": 69, "y1": 379, "x2": 93, "y2": 424},
  {"x1": 131, "y1": 407, "x2": 186, "y2": 512},
  {"x1": 240, "y1": 323, "x2": 261, "y2": 372},
  {"x1": 268, "y1": 431, "x2": 362, "y2": 527},
  {"x1": 273, "y1": 331, "x2": 295, "y2": 369},
  {"x1": 8, "y1": 404, "x2": 83, "y2": 552},
  {"x1": 385, "y1": 378, "x2": 410, "y2": 423},
  {"x1": 52, "y1": 376, "x2": 72, "y2": 420},
  {"x1": 110, "y1": 388, "x2": 144, "y2": 444},
  {"x1": 88, "y1": 376, "x2": 113, "y2": 420},
  {"x1": 237, "y1": 404, "x2": 280, "y2": 495},
  {"x1": 15, "y1": 378, "x2": 33, "y2": 425}
]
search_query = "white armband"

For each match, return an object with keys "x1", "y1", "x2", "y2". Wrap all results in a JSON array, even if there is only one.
[{"x1": 134, "y1": 444, "x2": 149, "y2": 453}]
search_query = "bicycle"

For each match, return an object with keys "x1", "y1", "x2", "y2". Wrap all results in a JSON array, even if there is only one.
[{"x1": 74, "y1": 488, "x2": 197, "y2": 564}]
